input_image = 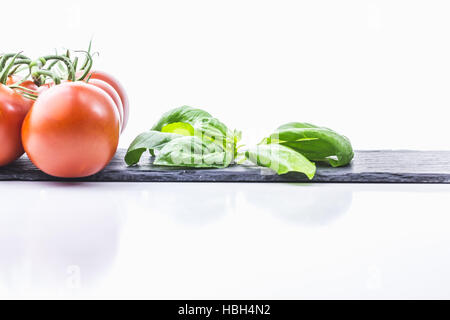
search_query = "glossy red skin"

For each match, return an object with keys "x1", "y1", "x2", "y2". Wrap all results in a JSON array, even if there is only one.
[
  {"x1": 87, "y1": 79, "x2": 124, "y2": 131},
  {"x1": 37, "y1": 80, "x2": 124, "y2": 131},
  {"x1": 22, "y1": 82, "x2": 120, "y2": 178},
  {"x1": 43, "y1": 74, "x2": 127, "y2": 133},
  {"x1": 85, "y1": 71, "x2": 129, "y2": 132},
  {"x1": 0, "y1": 84, "x2": 35, "y2": 166},
  {"x1": 19, "y1": 80, "x2": 39, "y2": 92},
  {"x1": 37, "y1": 81, "x2": 68, "y2": 95}
]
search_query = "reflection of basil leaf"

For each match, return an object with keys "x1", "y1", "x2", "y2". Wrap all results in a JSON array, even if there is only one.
[
  {"x1": 245, "y1": 144, "x2": 316, "y2": 179},
  {"x1": 265, "y1": 122, "x2": 354, "y2": 167}
]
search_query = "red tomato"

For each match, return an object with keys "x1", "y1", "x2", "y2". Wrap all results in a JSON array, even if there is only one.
[
  {"x1": 85, "y1": 71, "x2": 129, "y2": 133},
  {"x1": 36, "y1": 80, "x2": 123, "y2": 127},
  {"x1": 22, "y1": 82, "x2": 120, "y2": 178},
  {"x1": 0, "y1": 84, "x2": 35, "y2": 166}
]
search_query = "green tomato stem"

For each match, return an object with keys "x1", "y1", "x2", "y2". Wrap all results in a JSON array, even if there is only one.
[
  {"x1": 75, "y1": 51, "x2": 93, "y2": 81},
  {"x1": 45, "y1": 59, "x2": 60, "y2": 71},
  {"x1": 17, "y1": 91, "x2": 38, "y2": 100},
  {"x1": 13, "y1": 58, "x2": 32, "y2": 66},
  {"x1": 32, "y1": 70, "x2": 61, "y2": 85},
  {"x1": 0, "y1": 53, "x2": 30, "y2": 73},
  {"x1": 0, "y1": 52, "x2": 23, "y2": 84},
  {"x1": 73, "y1": 56, "x2": 79, "y2": 70},
  {"x1": 79, "y1": 39, "x2": 93, "y2": 70},
  {"x1": 8, "y1": 84, "x2": 39, "y2": 94},
  {"x1": 40, "y1": 55, "x2": 75, "y2": 81}
]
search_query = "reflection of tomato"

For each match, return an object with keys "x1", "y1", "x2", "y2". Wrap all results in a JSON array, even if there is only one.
[
  {"x1": 86, "y1": 71, "x2": 129, "y2": 133},
  {"x1": 0, "y1": 84, "x2": 35, "y2": 166},
  {"x1": 22, "y1": 82, "x2": 120, "y2": 178}
]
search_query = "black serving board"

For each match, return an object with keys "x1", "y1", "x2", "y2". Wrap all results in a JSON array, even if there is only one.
[{"x1": 0, "y1": 149, "x2": 449, "y2": 183}]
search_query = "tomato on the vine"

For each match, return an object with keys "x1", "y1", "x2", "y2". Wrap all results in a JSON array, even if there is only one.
[{"x1": 22, "y1": 81, "x2": 120, "y2": 178}]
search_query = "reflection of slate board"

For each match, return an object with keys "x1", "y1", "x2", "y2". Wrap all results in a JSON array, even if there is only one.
[{"x1": 0, "y1": 149, "x2": 449, "y2": 183}]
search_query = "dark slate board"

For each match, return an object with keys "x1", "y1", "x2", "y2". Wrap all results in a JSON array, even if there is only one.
[{"x1": 0, "y1": 149, "x2": 449, "y2": 183}]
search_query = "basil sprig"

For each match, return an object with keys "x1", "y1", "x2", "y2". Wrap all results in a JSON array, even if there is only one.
[
  {"x1": 244, "y1": 122, "x2": 354, "y2": 179},
  {"x1": 125, "y1": 106, "x2": 240, "y2": 168},
  {"x1": 262, "y1": 122, "x2": 354, "y2": 168}
]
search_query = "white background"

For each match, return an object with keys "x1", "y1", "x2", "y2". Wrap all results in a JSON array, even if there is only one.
[{"x1": 3, "y1": 0, "x2": 450, "y2": 150}]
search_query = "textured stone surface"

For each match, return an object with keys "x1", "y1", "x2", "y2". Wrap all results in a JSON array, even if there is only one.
[{"x1": 0, "y1": 149, "x2": 449, "y2": 183}]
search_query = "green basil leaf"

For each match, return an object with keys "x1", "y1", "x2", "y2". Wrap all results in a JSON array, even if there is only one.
[
  {"x1": 149, "y1": 105, "x2": 240, "y2": 167},
  {"x1": 266, "y1": 123, "x2": 354, "y2": 167},
  {"x1": 126, "y1": 106, "x2": 239, "y2": 168},
  {"x1": 154, "y1": 136, "x2": 232, "y2": 168},
  {"x1": 125, "y1": 130, "x2": 183, "y2": 166},
  {"x1": 277, "y1": 122, "x2": 320, "y2": 130},
  {"x1": 161, "y1": 122, "x2": 195, "y2": 136},
  {"x1": 151, "y1": 106, "x2": 213, "y2": 132},
  {"x1": 245, "y1": 144, "x2": 316, "y2": 179},
  {"x1": 151, "y1": 105, "x2": 238, "y2": 150},
  {"x1": 151, "y1": 105, "x2": 229, "y2": 138}
]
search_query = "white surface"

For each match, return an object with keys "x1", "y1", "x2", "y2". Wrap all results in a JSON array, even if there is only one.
[
  {"x1": 3, "y1": 0, "x2": 450, "y2": 150},
  {"x1": 0, "y1": 181, "x2": 449, "y2": 299}
]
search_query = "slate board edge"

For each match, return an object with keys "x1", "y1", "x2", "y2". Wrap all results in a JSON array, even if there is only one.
[{"x1": 0, "y1": 171, "x2": 448, "y2": 184}]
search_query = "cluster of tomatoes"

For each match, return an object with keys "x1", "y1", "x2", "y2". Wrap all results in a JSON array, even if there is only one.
[{"x1": 0, "y1": 51, "x2": 128, "y2": 178}]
